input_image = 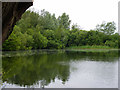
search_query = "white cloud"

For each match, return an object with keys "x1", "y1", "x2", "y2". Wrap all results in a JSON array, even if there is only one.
[{"x1": 30, "y1": 0, "x2": 119, "y2": 31}]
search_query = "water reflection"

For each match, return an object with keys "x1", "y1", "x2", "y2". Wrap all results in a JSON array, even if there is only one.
[{"x1": 2, "y1": 49, "x2": 119, "y2": 88}]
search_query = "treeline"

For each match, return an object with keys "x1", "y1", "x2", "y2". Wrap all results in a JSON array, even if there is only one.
[{"x1": 2, "y1": 10, "x2": 120, "y2": 51}]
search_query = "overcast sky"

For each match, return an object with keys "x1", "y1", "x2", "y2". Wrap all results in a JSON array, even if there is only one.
[{"x1": 30, "y1": 0, "x2": 119, "y2": 31}]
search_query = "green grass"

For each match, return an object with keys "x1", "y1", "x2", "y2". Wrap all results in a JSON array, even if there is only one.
[
  {"x1": 66, "y1": 45, "x2": 117, "y2": 49},
  {"x1": 65, "y1": 45, "x2": 119, "y2": 52}
]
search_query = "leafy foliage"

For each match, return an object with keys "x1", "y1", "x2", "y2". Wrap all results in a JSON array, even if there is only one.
[
  {"x1": 2, "y1": 10, "x2": 120, "y2": 51},
  {"x1": 95, "y1": 21, "x2": 116, "y2": 35}
]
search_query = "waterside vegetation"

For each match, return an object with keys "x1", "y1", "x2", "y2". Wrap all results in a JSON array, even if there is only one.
[{"x1": 2, "y1": 10, "x2": 120, "y2": 51}]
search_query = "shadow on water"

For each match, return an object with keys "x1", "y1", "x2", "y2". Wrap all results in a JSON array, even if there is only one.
[{"x1": 2, "y1": 49, "x2": 119, "y2": 88}]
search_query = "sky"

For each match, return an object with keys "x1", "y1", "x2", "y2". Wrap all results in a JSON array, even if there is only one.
[{"x1": 29, "y1": 0, "x2": 119, "y2": 31}]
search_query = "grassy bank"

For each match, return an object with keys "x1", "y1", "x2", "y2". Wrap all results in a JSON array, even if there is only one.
[{"x1": 66, "y1": 45, "x2": 118, "y2": 49}]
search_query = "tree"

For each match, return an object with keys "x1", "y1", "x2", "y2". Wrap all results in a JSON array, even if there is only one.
[
  {"x1": 2, "y1": 9, "x2": 120, "y2": 50},
  {"x1": 32, "y1": 31, "x2": 48, "y2": 49},
  {"x1": 95, "y1": 21, "x2": 116, "y2": 35},
  {"x1": 72, "y1": 23, "x2": 82, "y2": 30},
  {"x1": 58, "y1": 13, "x2": 71, "y2": 30},
  {"x1": 39, "y1": 9, "x2": 59, "y2": 30}
]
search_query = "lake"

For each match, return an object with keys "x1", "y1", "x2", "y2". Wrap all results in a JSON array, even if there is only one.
[{"x1": 1, "y1": 49, "x2": 119, "y2": 88}]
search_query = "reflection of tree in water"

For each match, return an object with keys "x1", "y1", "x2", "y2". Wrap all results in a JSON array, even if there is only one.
[
  {"x1": 66, "y1": 50, "x2": 119, "y2": 62},
  {"x1": 2, "y1": 52, "x2": 70, "y2": 87},
  {"x1": 2, "y1": 50, "x2": 119, "y2": 87}
]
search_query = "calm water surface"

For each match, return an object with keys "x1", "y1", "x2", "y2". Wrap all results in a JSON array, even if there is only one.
[{"x1": 1, "y1": 49, "x2": 119, "y2": 88}]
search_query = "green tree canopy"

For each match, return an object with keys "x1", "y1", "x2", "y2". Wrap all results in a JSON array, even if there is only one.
[
  {"x1": 58, "y1": 13, "x2": 71, "y2": 30},
  {"x1": 95, "y1": 21, "x2": 116, "y2": 35}
]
